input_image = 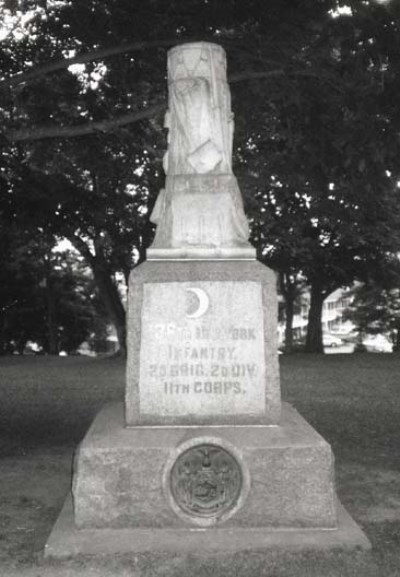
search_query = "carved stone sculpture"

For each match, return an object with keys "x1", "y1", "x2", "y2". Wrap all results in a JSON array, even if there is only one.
[
  {"x1": 148, "y1": 42, "x2": 255, "y2": 258},
  {"x1": 162, "y1": 42, "x2": 233, "y2": 175}
]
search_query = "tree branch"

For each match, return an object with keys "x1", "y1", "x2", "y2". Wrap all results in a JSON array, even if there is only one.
[
  {"x1": 2, "y1": 70, "x2": 285, "y2": 143},
  {"x1": 0, "y1": 39, "x2": 179, "y2": 90},
  {"x1": 2, "y1": 69, "x2": 336, "y2": 143},
  {"x1": 229, "y1": 70, "x2": 286, "y2": 83},
  {"x1": 4, "y1": 104, "x2": 165, "y2": 142},
  {"x1": 0, "y1": 36, "x2": 324, "y2": 92},
  {"x1": 69, "y1": 234, "x2": 95, "y2": 265}
]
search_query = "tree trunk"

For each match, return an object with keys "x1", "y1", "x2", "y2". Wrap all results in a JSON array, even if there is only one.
[
  {"x1": 46, "y1": 275, "x2": 59, "y2": 355},
  {"x1": 393, "y1": 327, "x2": 400, "y2": 352},
  {"x1": 92, "y1": 262, "x2": 127, "y2": 357},
  {"x1": 0, "y1": 313, "x2": 6, "y2": 355},
  {"x1": 16, "y1": 338, "x2": 28, "y2": 355},
  {"x1": 70, "y1": 235, "x2": 127, "y2": 356},
  {"x1": 305, "y1": 283, "x2": 325, "y2": 353},
  {"x1": 284, "y1": 297, "x2": 294, "y2": 353},
  {"x1": 279, "y1": 272, "x2": 301, "y2": 354}
]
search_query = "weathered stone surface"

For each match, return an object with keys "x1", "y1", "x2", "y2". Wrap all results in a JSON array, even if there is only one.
[
  {"x1": 72, "y1": 403, "x2": 337, "y2": 530},
  {"x1": 149, "y1": 42, "x2": 253, "y2": 254},
  {"x1": 126, "y1": 260, "x2": 280, "y2": 426},
  {"x1": 150, "y1": 175, "x2": 253, "y2": 253},
  {"x1": 138, "y1": 281, "x2": 266, "y2": 418},
  {"x1": 162, "y1": 43, "x2": 233, "y2": 176},
  {"x1": 45, "y1": 496, "x2": 371, "y2": 559}
]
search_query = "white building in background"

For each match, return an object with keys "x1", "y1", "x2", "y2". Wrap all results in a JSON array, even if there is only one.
[
  {"x1": 321, "y1": 288, "x2": 354, "y2": 334},
  {"x1": 278, "y1": 287, "x2": 354, "y2": 344}
]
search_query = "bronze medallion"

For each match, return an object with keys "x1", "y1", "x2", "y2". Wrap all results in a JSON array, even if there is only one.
[{"x1": 170, "y1": 444, "x2": 242, "y2": 519}]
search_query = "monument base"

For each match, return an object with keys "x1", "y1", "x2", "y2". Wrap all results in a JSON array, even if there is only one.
[
  {"x1": 44, "y1": 402, "x2": 370, "y2": 556},
  {"x1": 45, "y1": 496, "x2": 370, "y2": 558}
]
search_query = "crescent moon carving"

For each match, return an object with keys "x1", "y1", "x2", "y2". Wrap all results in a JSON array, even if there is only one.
[{"x1": 186, "y1": 287, "x2": 210, "y2": 319}]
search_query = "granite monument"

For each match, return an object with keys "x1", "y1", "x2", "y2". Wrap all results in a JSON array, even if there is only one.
[{"x1": 45, "y1": 42, "x2": 370, "y2": 557}]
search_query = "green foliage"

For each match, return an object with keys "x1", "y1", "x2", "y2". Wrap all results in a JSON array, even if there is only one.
[
  {"x1": 237, "y1": 2, "x2": 400, "y2": 291},
  {"x1": 232, "y1": 1, "x2": 400, "y2": 350},
  {"x1": 0, "y1": 228, "x2": 106, "y2": 354},
  {"x1": 344, "y1": 280, "x2": 400, "y2": 350},
  {"x1": 1, "y1": 0, "x2": 400, "y2": 352}
]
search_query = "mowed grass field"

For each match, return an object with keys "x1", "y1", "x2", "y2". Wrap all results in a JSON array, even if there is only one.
[{"x1": 0, "y1": 353, "x2": 399, "y2": 577}]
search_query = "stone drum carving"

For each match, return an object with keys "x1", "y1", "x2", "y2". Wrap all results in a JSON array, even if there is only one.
[
  {"x1": 170, "y1": 444, "x2": 242, "y2": 519},
  {"x1": 149, "y1": 42, "x2": 253, "y2": 254},
  {"x1": 162, "y1": 42, "x2": 233, "y2": 175}
]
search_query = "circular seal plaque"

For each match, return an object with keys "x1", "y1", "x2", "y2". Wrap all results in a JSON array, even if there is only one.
[{"x1": 170, "y1": 444, "x2": 242, "y2": 519}]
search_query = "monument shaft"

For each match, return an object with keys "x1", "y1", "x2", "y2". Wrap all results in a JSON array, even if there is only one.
[{"x1": 148, "y1": 42, "x2": 254, "y2": 257}]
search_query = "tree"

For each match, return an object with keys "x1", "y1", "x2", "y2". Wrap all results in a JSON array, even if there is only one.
[
  {"x1": 277, "y1": 272, "x2": 307, "y2": 353},
  {"x1": 1, "y1": 0, "x2": 400, "y2": 354},
  {"x1": 344, "y1": 278, "x2": 400, "y2": 353},
  {"x1": 1, "y1": 0, "x2": 168, "y2": 352},
  {"x1": 0, "y1": 225, "x2": 105, "y2": 355},
  {"x1": 236, "y1": 1, "x2": 400, "y2": 352},
  {"x1": 1, "y1": 128, "x2": 161, "y2": 353}
]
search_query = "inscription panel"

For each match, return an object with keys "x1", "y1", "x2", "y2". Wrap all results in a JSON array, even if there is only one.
[{"x1": 139, "y1": 282, "x2": 266, "y2": 416}]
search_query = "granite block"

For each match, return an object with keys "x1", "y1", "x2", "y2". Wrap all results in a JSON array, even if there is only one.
[
  {"x1": 73, "y1": 403, "x2": 337, "y2": 530},
  {"x1": 126, "y1": 260, "x2": 281, "y2": 426},
  {"x1": 45, "y1": 496, "x2": 371, "y2": 559}
]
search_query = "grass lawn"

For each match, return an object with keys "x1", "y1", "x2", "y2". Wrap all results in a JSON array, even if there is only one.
[{"x1": 0, "y1": 353, "x2": 399, "y2": 576}]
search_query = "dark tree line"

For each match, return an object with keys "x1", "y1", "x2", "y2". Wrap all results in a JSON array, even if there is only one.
[
  {"x1": 0, "y1": 228, "x2": 107, "y2": 355},
  {"x1": 1, "y1": 0, "x2": 400, "y2": 353}
]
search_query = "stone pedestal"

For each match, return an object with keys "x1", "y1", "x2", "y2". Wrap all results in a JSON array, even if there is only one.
[
  {"x1": 72, "y1": 403, "x2": 336, "y2": 530},
  {"x1": 44, "y1": 259, "x2": 371, "y2": 559},
  {"x1": 45, "y1": 260, "x2": 371, "y2": 557},
  {"x1": 45, "y1": 403, "x2": 371, "y2": 557},
  {"x1": 126, "y1": 260, "x2": 280, "y2": 426}
]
